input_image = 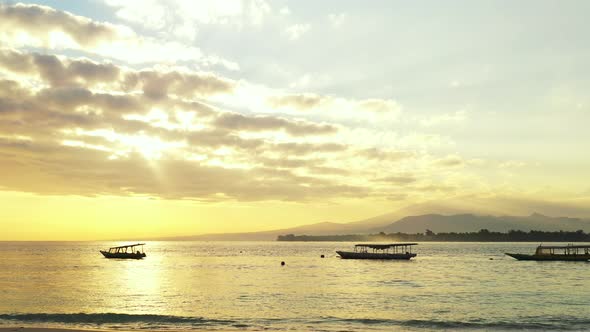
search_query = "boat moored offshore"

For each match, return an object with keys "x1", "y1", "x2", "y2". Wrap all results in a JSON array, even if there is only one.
[
  {"x1": 100, "y1": 243, "x2": 146, "y2": 259},
  {"x1": 336, "y1": 243, "x2": 417, "y2": 260},
  {"x1": 505, "y1": 244, "x2": 590, "y2": 261}
]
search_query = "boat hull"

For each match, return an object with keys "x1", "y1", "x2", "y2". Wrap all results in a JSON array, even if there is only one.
[
  {"x1": 336, "y1": 251, "x2": 416, "y2": 260},
  {"x1": 505, "y1": 253, "x2": 590, "y2": 261},
  {"x1": 100, "y1": 251, "x2": 146, "y2": 259}
]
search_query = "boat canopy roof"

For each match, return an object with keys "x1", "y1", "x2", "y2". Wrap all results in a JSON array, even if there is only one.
[
  {"x1": 109, "y1": 243, "x2": 145, "y2": 250},
  {"x1": 355, "y1": 243, "x2": 417, "y2": 249},
  {"x1": 538, "y1": 244, "x2": 590, "y2": 249}
]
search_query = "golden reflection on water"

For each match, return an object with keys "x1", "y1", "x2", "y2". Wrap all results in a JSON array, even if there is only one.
[
  {"x1": 1, "y1": 241, "x2": 590, "y2": 331},
  {"x1": 98, "y1": 253, "x2": 165, "y2": 315}
]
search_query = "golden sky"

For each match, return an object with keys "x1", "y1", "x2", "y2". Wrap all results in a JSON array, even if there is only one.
[{"x1": 0, "y1": 1, "x2": 589, "y2": 240}]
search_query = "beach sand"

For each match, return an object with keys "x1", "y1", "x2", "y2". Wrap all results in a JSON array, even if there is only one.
[
  {"x1": 0, "y1": 328, "x2": 234, "y2": 332},
  {"x1": 0, "y1": 329, "x2": 137, "y2": 332},
  {"x1": 0, "y1": 329, "x2": 110, "y2": 332}
]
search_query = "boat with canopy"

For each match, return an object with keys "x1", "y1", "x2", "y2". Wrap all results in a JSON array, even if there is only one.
[
  {"x1": 505, "y1": 244, "x2": 590, "y2": 261},
  {"x1": 336, "y1": 243, "x2": 417, "y2": 260},
  {"x1": 100, "y1": 243, "x2": 146, "y2": 259}
]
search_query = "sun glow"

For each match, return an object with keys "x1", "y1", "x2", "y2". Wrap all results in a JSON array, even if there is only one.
[
  {"x1": 66, "y1": 128, "x2": 186, "y2": 160},
  {"x1": 117, "y1": 134, "x2": 186, "y2": 160}
]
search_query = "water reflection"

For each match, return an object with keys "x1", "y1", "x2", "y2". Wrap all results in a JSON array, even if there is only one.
[{"x1": 1, "y1": 241, "x2": 590, "y2": 331}]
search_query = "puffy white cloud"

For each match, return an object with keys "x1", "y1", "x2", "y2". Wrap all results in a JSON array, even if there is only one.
[
  {"x1": 0, "y1": 3, "x2": 238, "y2": 69},
  {"x1": 104, "y1": 0, "x2": 271, "y2": 41}
]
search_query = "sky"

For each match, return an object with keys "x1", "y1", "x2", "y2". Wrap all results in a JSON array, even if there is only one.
[{"x1": 0, "y1": 0, "x2": 589, "y2": 240}]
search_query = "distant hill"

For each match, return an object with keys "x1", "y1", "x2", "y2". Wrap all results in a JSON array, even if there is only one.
[
  {"x1": 372, "y1": 213, "x2": 590, "y2": 234},
  {"x1": 153, "y1": 212, "x2": 590, "y2": 241},
  {"x1": 155, "y1": 220, "x2": 382, "y2": 241},
  {"x1": 149, "y1": 195, "x2": 590, "y2": 241}
]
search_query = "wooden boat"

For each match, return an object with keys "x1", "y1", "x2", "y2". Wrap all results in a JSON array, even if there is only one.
[
  {"x1": 505, "y1": 244, "x2": 590, "y2": 261},
  {"x1": 336, "y1": 243, "x2": 417, "y2": 260},
  {"x1": 100, "y1": 243, "x2": 146, "y2": 259}
]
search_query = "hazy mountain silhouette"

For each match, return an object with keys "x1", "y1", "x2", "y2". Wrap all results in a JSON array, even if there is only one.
[
  {"x1": 371, "y1": 213, "x2": 590, "y2": 233},
  {"x1": 154, "y1": 212, "x2": 590, "y2": 241},
  {"x1": 150, "y1": 196, "x2": 590, "y2": 240},
  {"x1": 154, "y1": 221, "x2": 377, "y2": 241}
]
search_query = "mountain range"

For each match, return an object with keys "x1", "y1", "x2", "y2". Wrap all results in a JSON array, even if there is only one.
[{"x1": 155, "y1": 212, "x2": 590, "y2": 241}]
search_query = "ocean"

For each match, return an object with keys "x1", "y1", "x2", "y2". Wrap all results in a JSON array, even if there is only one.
[{"x1": 1, "y1": 241, "x2": 589, "y2": 331}]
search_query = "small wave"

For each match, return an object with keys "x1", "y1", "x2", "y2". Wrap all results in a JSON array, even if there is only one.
[
  {"x1": 0, "y1": 313, "x2": 234, "y2": 327},
  {"x1": 2, "y1": 313, "x2": 590, "y2": 331},
  {"x1": 318, "y1": 316, "x2": 590, "y2": 330}
]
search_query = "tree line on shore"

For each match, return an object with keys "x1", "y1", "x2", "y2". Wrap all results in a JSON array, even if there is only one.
[{"x1": 276, "y1": 229, "x2": 590, "y2": 242}]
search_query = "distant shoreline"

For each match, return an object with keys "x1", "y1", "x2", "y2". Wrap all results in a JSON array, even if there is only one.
[{"x1": 277, "y1": 229, "x2": 590, "y2": 242}]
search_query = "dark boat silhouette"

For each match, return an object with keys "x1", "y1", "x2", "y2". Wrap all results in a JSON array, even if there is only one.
[
  {"x1": 336, "y1": 243, "x2": 417, "y2": 260},
  {"x1": 505, "y1": 244, "x2": 590, "y2": 261},
  {"x1": 100, "y1": 243, "x2": 146, "y2": 259}
]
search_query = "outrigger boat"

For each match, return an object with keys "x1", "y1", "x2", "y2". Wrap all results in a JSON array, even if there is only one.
[
  {"x1": 505, "y1": 244, "x2": 590, "y2": 261},
  {"x1": 100, "y1": 243, "x2": 146, "y2": 259},
  {"x1": 336, "y1": 243, "x2": 417, "y2": 260}
]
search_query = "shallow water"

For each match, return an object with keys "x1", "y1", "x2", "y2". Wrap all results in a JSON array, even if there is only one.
[{"x1": 0, "y1": 241, "x2": 589, "y2": 331}]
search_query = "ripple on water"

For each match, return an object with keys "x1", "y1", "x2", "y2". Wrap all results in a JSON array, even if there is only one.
[{"x1": 1, "y1": 242, "x2": 590, "y2": 331}]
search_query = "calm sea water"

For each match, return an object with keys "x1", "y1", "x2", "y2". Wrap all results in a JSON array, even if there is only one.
[{"x1": 1, "y1": 241, "x2": 589, "y2": 331}]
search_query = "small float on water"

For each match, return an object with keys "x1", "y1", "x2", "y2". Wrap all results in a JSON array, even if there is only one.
[
  {"x1": 505, "y1": 244, "x2": 590, "y2": 261},
  {"x1": 100, "y1": 243, "x2": 146, "y2": 259},
  {"x1": 336, "y1": 243, "x2": 417, "y2": 260}
]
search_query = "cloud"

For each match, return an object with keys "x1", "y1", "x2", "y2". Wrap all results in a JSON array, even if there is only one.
[
  {"x1": 185, "y1": 129, "x2": 264, "y2": 150},
  {"x1": 0, "y1": 139, "x2": 366, "y2": 201},
  {"x1": 412, "y1": 183, "x2": 457, "y2": 193},
  {"x1": 357, "y1": 99, "x2": 401, "y2": 114},
  {"x1": 279, "y1": 7, "x2": 290, "y2": 15},
  {"x1": 0, "y1": 3, "x2": 238, "y2": 69},
  {"x1": 308, "y1": 165, "x2": 350, "y2": 176},
  {"x1": 0, "y1": 49, "x2": 235, "y2": 98},
  {"x1": 0, "y1": 74, "x2": 483, "y2": 203},
  {"x1": 104, "y1": 0, "x2": 272, "y2": 41},
  {"x1": 328, "y1": 13, "x2": 347, "y2": 28},
  {"x1": 0, "y1": 73, "x2": 362, "y2": 202},
  {"x1": 36, "y1": 86, "x2": 141, "y2": 114},
  {"x1": 261, "y1": 93, "x2": 402, "y2": 127},
  {"x1": 360, "y1": 148, "x2": 415, "y2": 161},
  {"x1": 129, "y1": 69, "x2": 235, "y2": 100},
  {"x1": 433, "y1": 155, "x2": 465, "y2": 168},
  {"x1": 420, "y1": 110, "x2": 467, "y2": 127},
  {"x1": 0, "y1": 49, "x2": 120, "y2": 87},
  {"x1": 267, "y1": 93, "x2": 328, "y2": 111},
  {"x1": 214, "y1": 112, "x2": 338, "y2": 136},
  {"x1": 499, "y1": 160, "x2": 527, "y2": 168},
  {"x1": 0, "y1": 5, "x2": 492, "y2": 205},
  {"x1": 397, "y1": 194, "x2": 590, "y2": 219},
  {"x1": 285, "y1": 23, "x2": 310, "y2": 41},
  {"x1": 375, "y1": 175, "x2": 418, "y2": 185},
  {"x1": 0, "y1": 3, "x2": 119, "y2": 48},
  {"x1": 270, "y1": 142, "x2": 347, "y2": 155},
  {"x1": 257, "y1": 157, "x2": 310, "y2": 169}
]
